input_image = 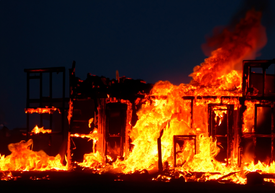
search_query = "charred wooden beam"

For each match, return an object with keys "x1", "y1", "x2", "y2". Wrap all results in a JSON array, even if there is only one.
[{"x1": 158, "y1": 134, "x2": 163, "y2": 172}]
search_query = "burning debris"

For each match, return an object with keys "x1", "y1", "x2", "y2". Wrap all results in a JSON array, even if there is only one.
[
  {"x1": 30, "y1": 125, "x2": 52, "y2": 135},
  {"x1": 0, "y1": 8, "x2": 275, "y2": 186}
]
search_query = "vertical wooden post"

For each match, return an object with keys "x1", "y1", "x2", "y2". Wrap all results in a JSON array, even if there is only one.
[
  {"x1": 67, "y1": 131, "x2": 71, "y2": 170},
  {"x1": 157, "y1": 136, "x2": 162, "y2": 172},
  {"x1": 173, "y1": 136, "x2": 176, "y2": 168},
  {"x1": 157, "y1": 127, "x2": 164, "y2": 172}
]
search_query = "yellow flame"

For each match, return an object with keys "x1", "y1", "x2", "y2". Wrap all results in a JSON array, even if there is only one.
[{"x1": 0, "y1": 139, "x2": 67, "y2": 171}]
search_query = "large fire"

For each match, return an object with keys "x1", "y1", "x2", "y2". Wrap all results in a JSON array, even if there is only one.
[
  {"x1": 1, "y1": 9, "x2": 274, "y2": 184},
  {"x1": 73, "y1": 9, "x2": 272, "y2": 184}
]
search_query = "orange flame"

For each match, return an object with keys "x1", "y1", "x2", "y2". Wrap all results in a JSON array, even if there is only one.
[
  {"x1": 190, "y1": 9, "x2": 266, "y2": 89},
  {"x1": 0, "y1": 139, "x2": 67, "y2": 171},
  {"x1": 213, "y1": 106, "x2": 228, "y2": 126},
  {"x1": 88, "y1": 118, "x2": 93, "y2": 128},
  {"x1": 31, "y1": 125, "x2": 52, "y2": 135}
]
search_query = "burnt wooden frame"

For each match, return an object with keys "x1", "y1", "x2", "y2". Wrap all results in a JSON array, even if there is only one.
[
  {"x1": 243, "y1": 59, "x2": 275, "y2": 98},
  {"x1": 240, "y1": 60, "x2": 275, "y2": 165},
  {"x1": 242, "y1": 104, "x2": 275, "y2": 162},
  {"x1": 24, "y1": 67, "x2": 66, "y2": 137},
  {"x1": 208, "y1": 104, "x2": 234, "y2": 165}
]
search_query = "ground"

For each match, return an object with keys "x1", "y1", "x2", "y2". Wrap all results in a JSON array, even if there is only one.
[{"x1": 0, "y1": 171, "x2": 275, "y2": 193}]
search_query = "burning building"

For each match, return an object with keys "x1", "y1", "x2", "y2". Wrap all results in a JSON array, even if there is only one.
[{"x1": 0, "y1": 9, "x2": 275, "y2": 186}]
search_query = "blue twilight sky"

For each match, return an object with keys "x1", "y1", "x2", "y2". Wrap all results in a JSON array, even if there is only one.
[{"x1": 0, "y1": 0, "x2": 275, "y2": 129}]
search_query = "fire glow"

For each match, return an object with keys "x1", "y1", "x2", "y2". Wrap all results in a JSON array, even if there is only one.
[{"x1": 1, "y1": 9, "x2": 275, "y2": 185}]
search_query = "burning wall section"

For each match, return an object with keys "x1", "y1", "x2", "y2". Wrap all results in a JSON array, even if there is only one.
[{"x1": 68, "y1": 63, "x2": 153, "y2": 169}]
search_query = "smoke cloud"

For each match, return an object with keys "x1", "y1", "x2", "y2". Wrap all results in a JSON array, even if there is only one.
[{"x1": 201, "y1": 0, "x2": 272, "y2": 57}]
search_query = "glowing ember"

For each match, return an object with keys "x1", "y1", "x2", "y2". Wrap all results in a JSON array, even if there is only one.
[
  {"x1": 25, "y1": 106, "x2": 61, "y2": 114},
  {"x1": 0, "y1": 172, "x2": 15, "y2": 181},
  {"x1": 67, "y1": 99, "x2": 73, "y2": 125},
  {"x1": 70, "y1": 129, "x2": 98, "y2": 142}
]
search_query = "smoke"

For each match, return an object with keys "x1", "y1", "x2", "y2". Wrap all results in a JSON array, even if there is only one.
[
  {"x1": 201, "y1": 0, "x2": 272, "y2": 57},
  {"x1": 229, "y1": 0, "x2": 273, "y2": 29}
]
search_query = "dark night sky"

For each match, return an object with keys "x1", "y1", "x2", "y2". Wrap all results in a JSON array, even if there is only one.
[{"x1": 0, "y1": 0, "x2": 275, "y2": 129}]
